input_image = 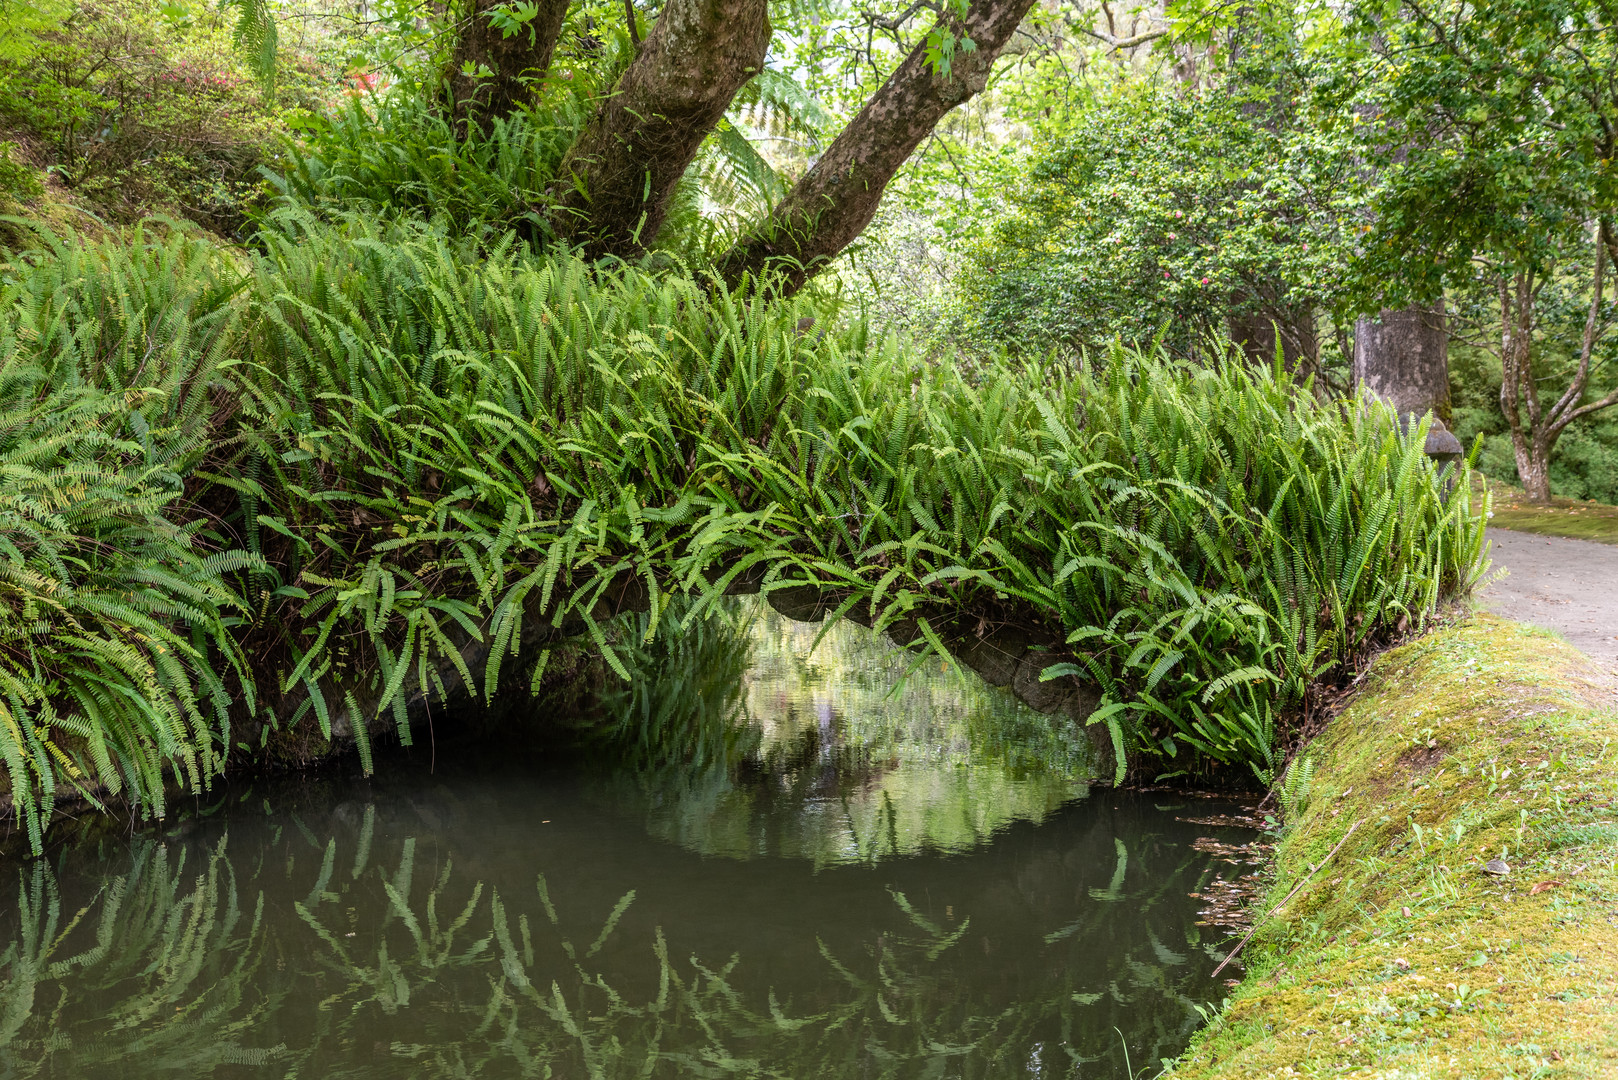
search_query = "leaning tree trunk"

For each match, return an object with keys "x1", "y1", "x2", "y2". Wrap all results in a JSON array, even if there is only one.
[
  {"x1": 446, "y1": 0, "x2": 572, "y2": 133},
  {"x1": 545, "y1": 0, "x2": 771, "y2": 260},
  {"x1": 716, "y1": 0, "x2": 1039, "y2": 293},
  {"x1": 1354, "y1": 303, "x2": 1463, "y2": 466}
]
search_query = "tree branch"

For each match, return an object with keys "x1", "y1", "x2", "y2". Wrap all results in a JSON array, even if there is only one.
[
  {"x1": 716, "y1": 0, "x2": 1037, "y2": 292},
  {"x1": 545, "y1": 0, "x2": 772, "y2": 259},
  {"x1": 1076, "y1": 26, "x2": 1168, "y2": 53},
  {"x1": 1549, "y1": 222, "x2": 1613, "y2": 438}
]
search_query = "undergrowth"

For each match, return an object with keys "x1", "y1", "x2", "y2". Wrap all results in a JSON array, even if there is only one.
[
  {"x1": 1167, "y1": 615, "x2": 1618, "y2": 1078},
  {"x1": 0, "y1": 213, "x2": 1487, "y2": 852}
]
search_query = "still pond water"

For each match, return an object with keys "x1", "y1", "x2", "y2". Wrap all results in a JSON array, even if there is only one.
[{"x1": 0, "y1": 601, "x2": 1257, "y2": 1078}]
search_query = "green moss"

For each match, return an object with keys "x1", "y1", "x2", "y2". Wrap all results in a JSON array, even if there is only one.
[{"x1": 1168, "y1": 614, "x2": 1618, "y2": 1078}]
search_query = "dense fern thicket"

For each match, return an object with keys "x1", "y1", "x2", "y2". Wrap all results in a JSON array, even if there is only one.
[{"x1": 0, "y1": 215, "x2": 1486, "y2": 852}]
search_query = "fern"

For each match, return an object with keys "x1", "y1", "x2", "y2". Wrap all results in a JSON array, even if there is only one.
[{"x1": 0, "y1": 211, "x2": 1488, "y2": 851}]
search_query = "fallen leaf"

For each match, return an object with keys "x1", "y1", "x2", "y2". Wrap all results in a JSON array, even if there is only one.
[{"x1": 1530, "y1": 880, "x2": 1563, "y2": 895}]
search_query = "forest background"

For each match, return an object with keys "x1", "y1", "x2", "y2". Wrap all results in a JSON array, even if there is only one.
[{"x1": 1, "y1": 0, "x2": 1614, "y2": 503}]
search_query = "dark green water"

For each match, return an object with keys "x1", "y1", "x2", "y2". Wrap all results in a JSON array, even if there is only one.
[{"x1": 0, "y1": 601, "x2": 1255, "y2": 1078}]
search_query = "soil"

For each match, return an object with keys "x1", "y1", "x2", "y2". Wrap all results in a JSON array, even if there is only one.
[{"x1": 1480, "y1": 527, "x2": 1618, "y2": 671}]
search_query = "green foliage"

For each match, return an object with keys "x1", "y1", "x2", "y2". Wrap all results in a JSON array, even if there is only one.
[
  {"x1": 0, "y1": 212, "x2": 1483, "y2": 850},
  {"x1": 0, "y1": 225, "x2": 257, "y2": 852},
  {"x1": 1450, "y1": 343, "x2": 1618, "y2": 504},
  {"x1": 269, "y1": 94, "x2": 586, "y2": 237},
  {"x1": 0, "y1": 0, "x2": 325, "y2": 234},
  {"x1": 223, "y1": 0, "x2": 278, "y2": 93},
  {"x1": 1277, "y1": 753, "x2": 1316, "y2": 822},
  {"x1": 956, "y1": 84, "x2": 1359, "y2": 372},
  {"x1": 0, "y1": 141, "x2": 42, "y2": 205},
  {"x1": 268, "y1": 46, "x2": 807, "y2": 257},
  {"x1": 1344, "y1": 0, "x2": 1618, "y2": 307}
]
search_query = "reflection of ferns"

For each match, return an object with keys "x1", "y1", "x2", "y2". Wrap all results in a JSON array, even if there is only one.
[
  {"x1": 0, "y1": 821, "x2": 1228, "y2": 1077},
  {"x1": 585, "y1": 599, "x2": 758, "y2": 779}
]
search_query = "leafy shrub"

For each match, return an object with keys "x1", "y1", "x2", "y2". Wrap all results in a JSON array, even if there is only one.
[
  {"x1": 0, "y1": 140, "x2": 43, "y2": 205},
  {"x1": 955, "y1": 85, "x2": 1358, "y2": 376},
  {"x1": 0, "y1": 213, "x2": 1485, "y2": 850},
  {"x1": 0, "y1": 0, "x2": 325, "y2": 234}
]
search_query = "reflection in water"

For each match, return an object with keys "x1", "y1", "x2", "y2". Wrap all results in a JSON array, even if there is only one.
[
  {"x1": 589, "y1": 599, "x2": 1099, "y2": 867},
  {"x1": 0, "y1": 600, "x2": 1254, "y2": 1079}
]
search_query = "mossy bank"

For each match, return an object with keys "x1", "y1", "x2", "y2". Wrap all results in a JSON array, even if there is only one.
[{"x1": 1167, "y1": 614, "x2": 1618, "y2": 1078}]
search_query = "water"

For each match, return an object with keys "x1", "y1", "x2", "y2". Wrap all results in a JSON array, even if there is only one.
[{"x1": 0, "y1": 601, "x2": 1258, "y2": 1078}]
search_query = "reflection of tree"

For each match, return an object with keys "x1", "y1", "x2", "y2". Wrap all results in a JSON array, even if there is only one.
[
  {"x1": 0, "y1": 821, "x2": 1233, "y2": 1079},
  {"x1": 576, "y1": 599, "x2": 1100, "y2": 866}
]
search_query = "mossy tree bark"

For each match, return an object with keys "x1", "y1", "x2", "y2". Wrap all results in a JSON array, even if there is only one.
[
  {"x1": 715, "y1": 0, "x2": 1039, "y2": 293},
  {"x1": 546, "y1": 0, "x2": 771, "y2": 260},
  {"x1": 1354, "y1": 304, "x2": 1450, "y2": 419},
  {"x1": 446, "y1": 0, "x2": 573, "y2": 133}
]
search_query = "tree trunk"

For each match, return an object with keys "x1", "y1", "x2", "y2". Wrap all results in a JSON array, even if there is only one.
[
  {"x1": 545, "y1": 0, "x2": 771, "y2": 260},
  {"x1": 1354, "y1": 304, "x2": 1450, "y2": 421},
  {"x1": 716, "y1": 0, "x2": 1038, "y2": 293},
  {"x1": 1229, "y1": 305, "x2": 1317, "y2": 372},
  {"x1": 1354, "y1": 303, "x2": 1463, "y2": 464},
  {"x1": 446, "y1": 0, "x2": 572, "y2": 133},
  {"x1": 1514, "y1": 435, "x2": 1553, "y2": 503}
]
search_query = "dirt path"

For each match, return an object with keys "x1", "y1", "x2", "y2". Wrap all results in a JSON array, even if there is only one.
[{"x1": 1481, "y1": 528, "x2": 1618, "y2": 670}]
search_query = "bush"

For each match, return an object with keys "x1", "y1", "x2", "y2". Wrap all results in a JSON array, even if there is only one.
[
  {"x1": 955, "y1": 85, "x2": 1358, "y2": 373},
  {"x1": 0, "y1": 141, "x2": 43, "y2": 205},
  {"x1": 0, "y1": 213, "x2": 1486, "y2": 851},
  {"x1": 0, "y1": 0, "x2": 330, "y2": 235}
]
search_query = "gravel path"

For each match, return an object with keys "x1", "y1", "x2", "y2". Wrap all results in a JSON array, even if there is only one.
[{"x1": 1480, "y1": 528, "x2": 1618, "y2": 670}]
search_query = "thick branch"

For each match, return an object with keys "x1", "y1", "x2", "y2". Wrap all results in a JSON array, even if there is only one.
[
  {"x1": 546, "y1": 0, "x2": 771, "y2": 260},
  {"x1": 446, "y1": 0, "x2": 572, "y2": 132},
  {"x1": 716, "y1": 0, "x2": 1037, "y2": 293},
  {"x1": 1547, "y1": 221, "x2": 1608, "y2": 436}
]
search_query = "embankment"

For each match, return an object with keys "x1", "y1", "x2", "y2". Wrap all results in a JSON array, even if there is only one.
[{"x1": 1170, "y1": 613, "x2": 1618, "y2": 1077}]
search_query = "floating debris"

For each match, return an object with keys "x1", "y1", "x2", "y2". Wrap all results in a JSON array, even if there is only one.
[
  {"x1": 1189, "y1": 837, "x2": 1276, "y2": 940},
  {"x1": 1178, "y1": 811, "x2": 1270, "y2": 829}
]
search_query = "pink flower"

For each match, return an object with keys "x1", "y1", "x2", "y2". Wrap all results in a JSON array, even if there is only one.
[{"x1": 1200, "y1": 277, "x2": 1209, "y2": 285}]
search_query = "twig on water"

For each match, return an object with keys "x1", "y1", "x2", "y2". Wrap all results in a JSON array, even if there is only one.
[{"x1": 1210, "y1": 818, "x2": 1364, "y2": 979}]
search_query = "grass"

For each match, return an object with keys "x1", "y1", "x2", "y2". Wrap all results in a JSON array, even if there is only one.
[
  {"x1": 1479, "y1": 475, "x2": 1618, "y2": 546},
  {"x1": 1166, "y1": 614, "x2": 1618, "y2": 1079}
]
